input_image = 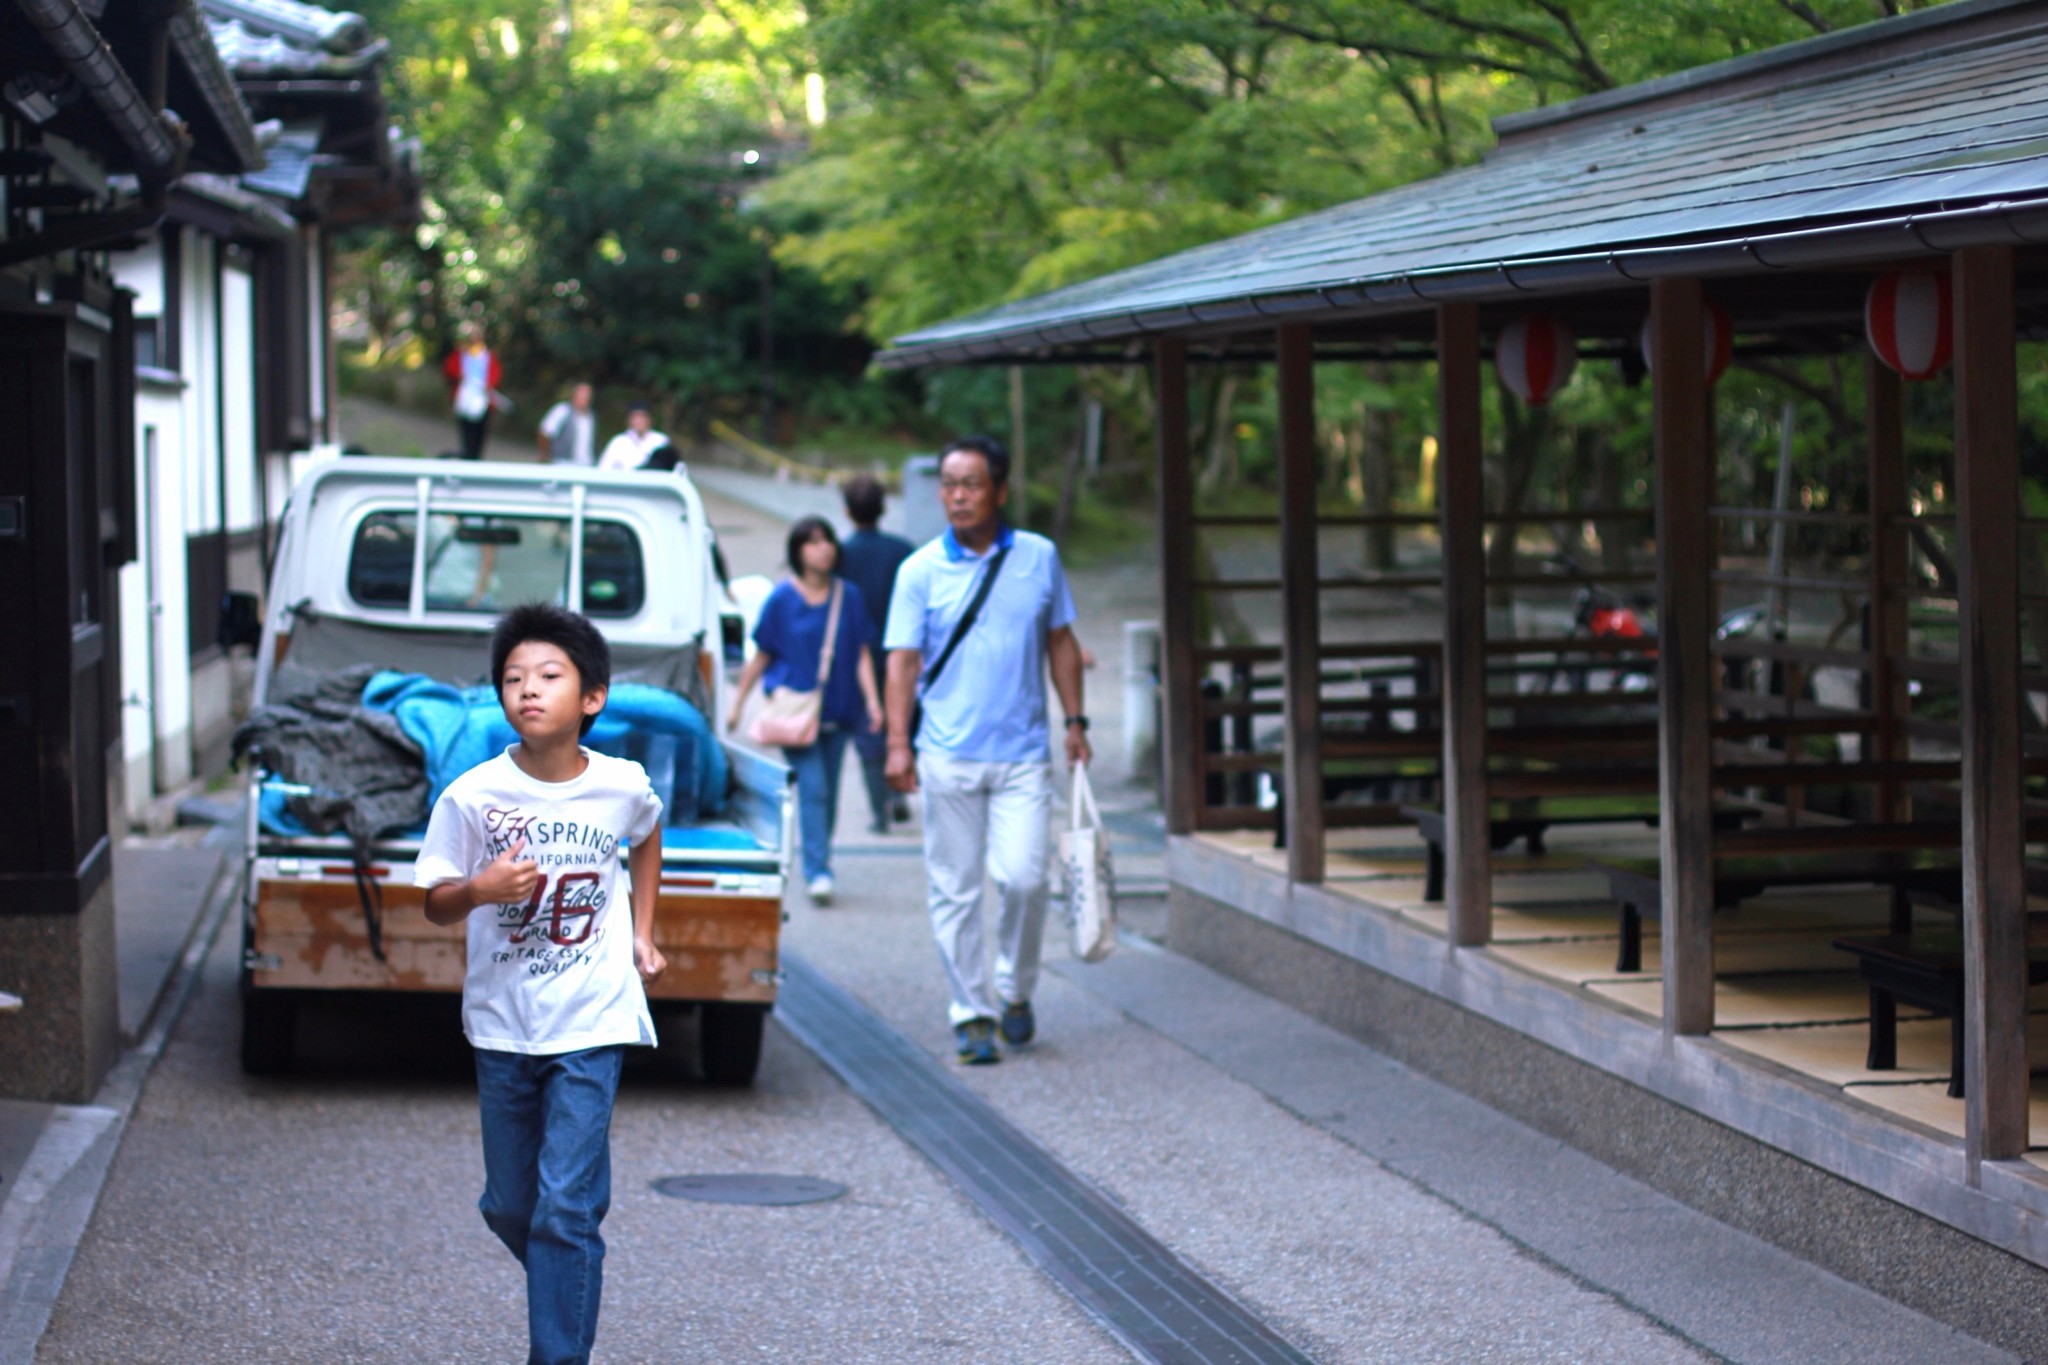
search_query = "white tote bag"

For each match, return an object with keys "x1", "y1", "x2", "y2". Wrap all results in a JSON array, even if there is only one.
[{"x1": 1060, "y1": 764, "x2": 1117, "y2": 963}]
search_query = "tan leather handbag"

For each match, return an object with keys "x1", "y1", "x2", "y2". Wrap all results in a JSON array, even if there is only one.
[{"x1": 748, "y1": 581, "x2": 842, "y2": 749}]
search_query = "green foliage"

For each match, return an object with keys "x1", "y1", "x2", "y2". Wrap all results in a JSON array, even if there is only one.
[
  {"x1": 335, "y1": 0, "x2": 894, "y2": 433},
  {"x1": 336, "y1": 0, "x2": 1961, "y2": 494},
  {"x1": 781, "y1": 0, "x2": 1941, "y2": 339}
]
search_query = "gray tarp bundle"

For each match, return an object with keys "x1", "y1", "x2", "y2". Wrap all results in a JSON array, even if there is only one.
[
  {"x1": 233, "y1": 665, "x2": 429, "y2": 962},
  {"x1": 232, "y1": 663, "x2": 430, "y2": 848}
]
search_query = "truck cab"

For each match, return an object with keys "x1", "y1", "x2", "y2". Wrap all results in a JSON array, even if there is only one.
[{"x1": 240, "y1": 457, "x2": 790, "y2": 1083}]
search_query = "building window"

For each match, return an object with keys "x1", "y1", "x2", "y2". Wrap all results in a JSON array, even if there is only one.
[{"x1": 133, "y1": 316, "x2": 162, "y2": 370}]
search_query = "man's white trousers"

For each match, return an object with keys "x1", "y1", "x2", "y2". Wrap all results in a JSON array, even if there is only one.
[{"x1": 917, "y1": 752, "x2": 1052, "y2": 1026}]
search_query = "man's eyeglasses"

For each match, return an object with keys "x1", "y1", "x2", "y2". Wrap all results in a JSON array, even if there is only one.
[{"x1": 940, "y1": 477, "x2": 990, "y2": 494}]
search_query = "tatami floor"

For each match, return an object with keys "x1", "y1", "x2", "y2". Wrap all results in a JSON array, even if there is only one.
[{"x1": 1192, "y1": 821, "x2": 2048, "y2": 1169}]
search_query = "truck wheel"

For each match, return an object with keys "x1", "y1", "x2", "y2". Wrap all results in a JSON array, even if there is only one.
[
  {"x1": 697, "y1": 1003, "x2": 767, "y2": 1085},
  {"x1": 240, "y1": 986, "x2": 298, "y2": 1075}
]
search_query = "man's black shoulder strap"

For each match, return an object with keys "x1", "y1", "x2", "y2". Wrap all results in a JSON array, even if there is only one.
[{"x1": 922, "y1": 545, "x2": 1010, "y2": 693}]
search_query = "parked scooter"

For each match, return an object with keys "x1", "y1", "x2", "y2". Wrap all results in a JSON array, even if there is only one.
[{"x1": 1533, "y1": 553, "x2": 1768, "y2": 693}]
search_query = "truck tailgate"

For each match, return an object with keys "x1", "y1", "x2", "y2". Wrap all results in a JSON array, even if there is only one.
[{"x1": 249, "y1": 853, "x2": 781, "y2": 1002}]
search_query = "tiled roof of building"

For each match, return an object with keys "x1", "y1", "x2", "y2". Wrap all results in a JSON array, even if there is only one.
[{"x1": 201, "y1": 0, "x2": 386, "y2": 78}]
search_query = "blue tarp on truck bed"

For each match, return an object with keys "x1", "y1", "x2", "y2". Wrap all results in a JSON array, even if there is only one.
[
  {"x1": 256, "y1": 672, "x2": 732, "y2": 839},
  {"x1": 362, "y1": 671, "x2": 728, "y2": 815}
]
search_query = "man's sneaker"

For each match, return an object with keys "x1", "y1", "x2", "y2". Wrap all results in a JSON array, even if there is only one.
[
  {"x1": 954, "y1": 1018, "x2": 1000, "y2": 1065},
  {"x1": 999, "y1": 1000, "x2": 1035, "y2": 1046},
  {"x1": 807, "y1": 874, "x2": 834, "y2": 905}
]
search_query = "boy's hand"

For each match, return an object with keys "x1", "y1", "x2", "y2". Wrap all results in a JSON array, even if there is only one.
[
  {"x1": 635, "y1": 935, "x2": 667, "y2": 982},
  {"x1": 470, "y1": 839, "x2": 538, "y2": 906}
]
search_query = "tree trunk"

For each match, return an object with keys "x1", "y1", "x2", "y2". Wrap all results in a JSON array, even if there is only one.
[
  {"x1": 1488, "y1": 384, "x2": 1547, "y2": 610},
  {"x1": 1051, "y1": 413, "x2": 1088, "y2": 544},
  {"x1": 1199, "y1": 372, "x2": 1241, "y2": 490},
  {"x1": 1363, "y1": 380, "x2": 1397, "y2": 570}
]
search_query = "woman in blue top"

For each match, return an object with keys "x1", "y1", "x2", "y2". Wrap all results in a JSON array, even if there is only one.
[{"x1": 727, "y1": 516, "x2": 884, "y2": 903}]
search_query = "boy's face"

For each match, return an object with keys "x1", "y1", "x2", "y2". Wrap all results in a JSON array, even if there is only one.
[{"x1": 500, "y1": 640, "x2": 604, "y2": 743}]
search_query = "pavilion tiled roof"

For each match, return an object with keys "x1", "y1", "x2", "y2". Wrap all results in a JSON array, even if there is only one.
[{"x1": 881, "y1": 0, "x2": 2048, "y2": 367}]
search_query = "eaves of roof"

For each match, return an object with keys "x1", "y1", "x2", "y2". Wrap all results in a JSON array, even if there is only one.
[
  {"x1": 878, "y1": 195, "x2": 2048, "y2": 369},
  {"x1": 168, "y1": 0, "x2": 266, "y2": 174}
]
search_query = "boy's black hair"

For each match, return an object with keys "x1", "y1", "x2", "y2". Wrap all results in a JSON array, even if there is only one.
[
  {"x1": 786, "y1": 515, "x2": 839, "y2": 573},
  {"x1": 626, "y1": 400, "x2": 652, "y2": 416},
  {"x1": 940, "y1": 434, "x2": 1010, "y2": 486},
  {"x1": 491, "y1": 603, "x2": 611, "y2": 735},
  {"x1": 842, "y1": 473, "x2": 885, "y2": 527},
  {"x1": 639, "y1": 443, "x2": 680, "y2": 471}
]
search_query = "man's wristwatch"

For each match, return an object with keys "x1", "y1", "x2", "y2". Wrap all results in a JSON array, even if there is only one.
[{"x1": 1065, "y1": 716, "x2": 1090, "y2": 731}]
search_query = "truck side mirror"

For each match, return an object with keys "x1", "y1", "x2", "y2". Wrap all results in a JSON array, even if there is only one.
[{"x1": 219, "y1": 591, "x2": 263, "y2": 651}]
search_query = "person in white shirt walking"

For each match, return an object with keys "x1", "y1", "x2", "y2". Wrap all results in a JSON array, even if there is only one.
[
  {"x1": 598, "y1": 402, "x2": 668, "y2": 471},
  {"x1": 537, "y1": 383, "x2": 598, "y2": 466},
  {"x1": 883, "y1": 435, "x2": 1090, "y2": 1066}
]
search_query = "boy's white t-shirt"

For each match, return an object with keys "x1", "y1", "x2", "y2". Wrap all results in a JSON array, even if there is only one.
[{"x1": 414, "y1": 747, "x2": 664, "y2": 1055}]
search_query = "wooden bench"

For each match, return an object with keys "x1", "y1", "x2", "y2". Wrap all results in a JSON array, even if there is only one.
[
  {"x1": 1830, "y1": 931, "x2": 2048, "y2": 1097},
  {"x1": 1592, "y1": 849, "x2": 1963, "y2": 974},
  {"x1": 1401, "y1": 795, "x2": 1757, "y2": 902}
]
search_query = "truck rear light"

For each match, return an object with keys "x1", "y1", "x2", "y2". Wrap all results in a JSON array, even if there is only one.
[{"x1": 321, "y1": 863, "x2": 391, "y2": 878}]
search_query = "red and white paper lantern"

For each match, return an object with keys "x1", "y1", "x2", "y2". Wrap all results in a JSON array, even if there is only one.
[
  {"x1": 1638, "y1": 300, "x2": 1735, "y2": 387},
  {"x1": 1865, "y1": 270, "x2": 1952, "y2": 381},
  {"x1": 1495, "y1": 316, "x2": 1578, "y2": 405}
]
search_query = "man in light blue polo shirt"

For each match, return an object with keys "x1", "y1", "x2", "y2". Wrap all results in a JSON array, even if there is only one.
[{"x1": 883, "y1": 435, "x2": 1090, "y2": 1065}]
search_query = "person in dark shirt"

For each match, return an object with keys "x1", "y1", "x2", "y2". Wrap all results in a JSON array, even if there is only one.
[{"x1": 838, "y1": 475, "x2": 915, "y2": 832}]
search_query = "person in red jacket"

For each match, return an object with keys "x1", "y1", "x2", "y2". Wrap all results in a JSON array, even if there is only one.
[{"x1": 444, "y1": 321, "x2": 504, "y2": 460}]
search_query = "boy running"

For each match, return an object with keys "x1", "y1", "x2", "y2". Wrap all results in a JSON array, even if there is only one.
[{"x1": 417, "y1": 603, "x2": 667, "y2": 1365}]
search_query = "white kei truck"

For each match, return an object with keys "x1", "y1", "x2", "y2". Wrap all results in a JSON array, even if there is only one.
[{"x1": 234, "y1": 457, "x2": 791, "y2": 1083}]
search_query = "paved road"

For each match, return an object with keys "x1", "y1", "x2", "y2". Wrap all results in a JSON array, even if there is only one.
[{"x1": 35, "y1": 842, "x2": 2011, "y2": 1363}]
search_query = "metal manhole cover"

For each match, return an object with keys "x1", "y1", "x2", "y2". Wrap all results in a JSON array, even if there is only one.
[{"x1": 651, "y1": 1174, "x2": 846, "y2": 1206}]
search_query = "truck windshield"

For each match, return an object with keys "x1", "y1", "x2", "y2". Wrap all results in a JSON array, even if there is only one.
[{"x1": 347, "y1": 511, "x2": 645, "y2": 618}]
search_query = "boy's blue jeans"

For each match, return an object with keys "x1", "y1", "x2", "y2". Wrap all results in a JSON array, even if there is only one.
[
  {"x1": 474, "y1": 1044, "x2": 624, "y2": 1365},
  {"x1": 783, "y1": 728, "x2": 848, "y2": 882}
]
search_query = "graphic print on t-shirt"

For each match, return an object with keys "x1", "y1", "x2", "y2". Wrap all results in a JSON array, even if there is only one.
[
  {"x1": 414, "y1": 748, "x2": 663, "y2": 1054},
  {"x1": 481, "y1": 805, "x2": 628, "y2": 974}
]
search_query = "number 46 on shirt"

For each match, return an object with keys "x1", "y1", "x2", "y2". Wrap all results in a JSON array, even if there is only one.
[{"x1": 501, "y1": 871, "x2": 604, "y2": 947}]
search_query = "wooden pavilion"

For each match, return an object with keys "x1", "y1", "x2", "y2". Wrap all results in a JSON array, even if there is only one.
[{"x1": 880, "y1": 0, "x2": 2048, "y2": 1343}]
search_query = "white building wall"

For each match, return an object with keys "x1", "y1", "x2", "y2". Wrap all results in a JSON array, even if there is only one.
[
  {"x1": 115, "y1": 235, "x2": 164, "y2": 318},
  {"x1": 222, "y1": 262, "x2": 258, "y2": 533},
  {"x1": 304, "y1": 223, "x2": 326, "y2": 441},
  {"x1": 111, "y1": 216, "x2": 335, "y2": 816},
  {"x1": 112, "y1": 232, "x2": 207, "y2": 815},
  {"x1": 184, "y1": 230, "x2": 220, "y2": 540}
]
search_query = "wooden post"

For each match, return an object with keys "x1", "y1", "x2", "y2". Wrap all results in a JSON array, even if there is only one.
[
  {"x1": 1953, "y1": 243, "x2": 2027, "y2": 1168},
  {"x1": 1865, "y1": 356, "x2": 1910, "y2": 825},
  {"x1": 1437, "y1": 302, "x2": 1490, "y2": 945},
  {"x1": 1277, "y1": 323, "x2": 1324, "y2": 882},
  {"x1": 1155, "y1": 338, "x2": 1199, "y2": 837},
  {"x1": 1651, "y1": 277, "x2": 1716, "y2": 1036}
]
